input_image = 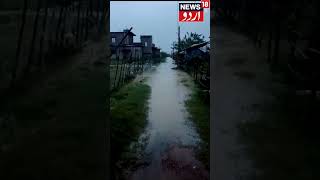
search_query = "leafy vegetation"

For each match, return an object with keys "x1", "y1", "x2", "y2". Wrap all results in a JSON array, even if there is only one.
[
  {"x1": 185, "y1": 84, "x2": 210, "y2": 169},
  {"x1": 110, "y1": 81, "x2": 151, "y2": 174},
  {"x1": 172, "y1": 32, "x2": 206, "y2": 51}
]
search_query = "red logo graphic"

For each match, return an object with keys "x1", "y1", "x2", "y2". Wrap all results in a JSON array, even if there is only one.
[
  {"x1": 179, "y1": 3, "x2": 204, "y2": 22},
  {"x1": 201, "y1": 0, "x2": 210, "y2": 8},
  {"x1": 179, "y1": 11, "x2": 204, "y2": 22}
]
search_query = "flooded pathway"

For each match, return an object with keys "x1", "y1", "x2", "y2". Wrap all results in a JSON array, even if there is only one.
[{"x1": 128, "y1": 58, "x2": 209, "y2": 180}]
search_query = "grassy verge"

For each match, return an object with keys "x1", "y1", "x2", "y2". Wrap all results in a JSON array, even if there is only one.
[
  {"x1": 110, "y1": 81, "x2": 151, "y2": 176},
  {"x1": 185, "y1": 84, "x2": 210, "y2": 169}
]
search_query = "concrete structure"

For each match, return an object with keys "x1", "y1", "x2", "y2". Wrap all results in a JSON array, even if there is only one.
[
  {"x1": 110, "y1": 30, "x2": 136, "y2": 60},
  {"x1": 140, "y1": 35, "x2": 153, "y2": 58},
  {"x1": 110, "y1": 29, "x2": 160, "y2": 61},
  {"x1": 111, "y1": 30, "x2": 135, "y2": 46}
]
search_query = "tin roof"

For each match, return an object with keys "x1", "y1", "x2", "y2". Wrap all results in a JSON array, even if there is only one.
[{"x1": 184, "y1": 42, "x2": 209, "y2": 51}]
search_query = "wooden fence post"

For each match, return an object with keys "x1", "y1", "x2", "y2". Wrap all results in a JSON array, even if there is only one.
[{"x1": 113, "y1": 55, "x2": 120, "y2": 89}]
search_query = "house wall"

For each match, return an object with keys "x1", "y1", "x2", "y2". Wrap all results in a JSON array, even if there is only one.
[
  {"x1": 132, "y1": 46, "x2": 143, "y2": 60},
  {"x1": 115, "y1": 46, "x2": 142, "y2": 60},
  {"x1": 111, "y1": 32, "x2": 134, "y2": 46},
  {"x1": 140, "y1": 36, "x2": 153, "y2": 54},
  {"x1": 111, "y1": 32, "x2": 157, "y2": 60}
]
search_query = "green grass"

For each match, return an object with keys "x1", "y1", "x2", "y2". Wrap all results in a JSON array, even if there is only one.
[
  {"x1": 185, "y1": 85, "x2": 210, "y2": 169},
  {"x1": 110, "y1": 81, "x2": 151, "y2": 174}
]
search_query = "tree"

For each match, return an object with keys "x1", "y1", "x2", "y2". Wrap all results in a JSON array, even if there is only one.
[{"x1": 172, "y1": 32, "x2": 206, "y2": 52}]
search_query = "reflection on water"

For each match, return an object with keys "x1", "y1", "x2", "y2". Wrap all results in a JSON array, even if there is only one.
[
  {"x1": 126, "y1": 58, "x2": 208, "y2": 180},
  {"x1": 145, "y1": 58, "x2": 199, "y2": 149}
]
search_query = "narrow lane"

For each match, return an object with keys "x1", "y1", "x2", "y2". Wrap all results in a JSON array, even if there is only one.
[{"x1": 128, "y1": 58, "x2": 209, "y2": 180}]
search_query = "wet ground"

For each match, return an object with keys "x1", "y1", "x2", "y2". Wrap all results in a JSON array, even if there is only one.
[{"x1": 122, "y1": 58, "x2": 209, "y2": 180}]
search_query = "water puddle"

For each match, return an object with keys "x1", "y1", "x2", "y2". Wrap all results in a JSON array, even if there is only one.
[{"x1": 122, "y1": 58, "x2": 209, "y2": 180}]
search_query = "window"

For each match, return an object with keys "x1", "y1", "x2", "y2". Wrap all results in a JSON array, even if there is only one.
[
  {"x1": 145, "y1": 42, "x2": 148, "y2": 47},
  {"x1": 112, "y1": 38, "x2": 116, "y2": 43}
]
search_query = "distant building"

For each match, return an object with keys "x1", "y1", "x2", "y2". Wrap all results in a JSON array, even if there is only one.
[
  {"x1": 140, "y1": 35, "x2": 153, "y2": 58},
  {"x1": 152, "y1": 44, "x2": 161, "y2": 58},
  {"x1": 132, "y1": 42, "x2": 144, "y2": 60},
  {"x1": 111, "y1": 30, "x2": 135, "y2": 46},
  {"x1": 183, "y1": 42, "x2": 210, "y2": 63},
  {"x1": 110, "y1": 29, "x2": 160, "y2": 60},
  {"x1": 110, "y1": 30, "x2": 136, "y2": 60},
  {"x1": 174, "y1": 42, "x2": 209, "y2": 66}
]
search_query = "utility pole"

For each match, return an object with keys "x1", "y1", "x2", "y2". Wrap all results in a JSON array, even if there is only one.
[{"x1": 178, "y1": 26, "x2": 181, "y2": 52}]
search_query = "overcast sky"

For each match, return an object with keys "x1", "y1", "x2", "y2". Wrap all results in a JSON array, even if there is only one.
[{"x1": 110, "y1": 1, "x2": 210, "y2": 53}]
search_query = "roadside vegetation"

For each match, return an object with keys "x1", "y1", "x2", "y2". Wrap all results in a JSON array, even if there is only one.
[
  {"x1": 172, "y1": 30, "x2": 210, "y2": 169},
  {"x1": 173, "y1": 31, "x2": 210, "y2": 169},
  {"x1": 110, "y1": 80, "x2": 151, "y2": 177},
  {"x1": 184, "y1": 79, "x2": 210, "y2": 169}
]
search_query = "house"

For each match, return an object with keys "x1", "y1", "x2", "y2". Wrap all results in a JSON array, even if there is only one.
[
  {"x1": 152, "y1": 44, "x2": 161, "y2": 58},
  {"x1": 111, "y1": 30, "x2": 135, "y2": 46},
  {"x1": 173, "y1": 42, "x2": 210, "y2": 66},
  {"x1": 132, "y1": 43, "x2": 144, "y2": 60},
  {"x1": 184, "y1": 42, "x2": 210, "y2": 63},
  {"x1": 140, "y1": 35, "x2": 153, "y2": 58},
  {"x1": 110, "y1": 30, "x2": 137, "y2": 60},
  {"x1": 111, "y1": 29, "x2": 160, "y2": 61}
]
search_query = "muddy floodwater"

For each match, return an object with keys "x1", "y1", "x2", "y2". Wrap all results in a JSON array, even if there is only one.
[{"x1": 123, "y1": 58, "x2": 209, "y2": 180}]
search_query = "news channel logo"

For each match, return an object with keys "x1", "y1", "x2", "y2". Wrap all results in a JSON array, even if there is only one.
[{"x1": 178, "y1": 0, "x2": 210, "y2": 22}]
